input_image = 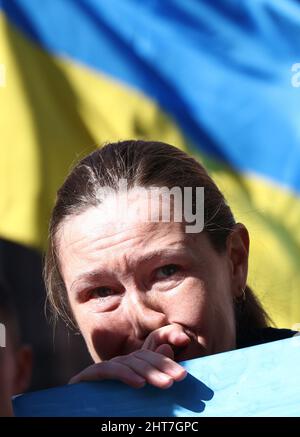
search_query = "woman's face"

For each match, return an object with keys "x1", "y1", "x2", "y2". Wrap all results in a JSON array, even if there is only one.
[{"x1": 58, "y1": 189, "x2": 249, "y2": 363}]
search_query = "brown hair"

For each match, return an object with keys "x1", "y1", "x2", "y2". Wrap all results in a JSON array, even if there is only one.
[{"x1": 44, "y1": 140, "x2": 271, "y2": 340}]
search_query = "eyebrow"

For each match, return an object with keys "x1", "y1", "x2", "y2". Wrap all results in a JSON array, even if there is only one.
[
  {"x1": 71, "y1": 270, "x2": 103, "y2": 291},
  {"x1": 70, "y1": 246, "x2": 189, "y2": 293}
]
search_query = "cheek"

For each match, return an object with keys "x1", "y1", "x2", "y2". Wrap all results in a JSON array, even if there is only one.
[
  {"x1": 167, "y1": 278, "x2": 208, "y2": 327},
  {"x1": 73, "y1": 305, "x2": 131, "y2": 361},
  {"x1": 201, "y1": 270, "x2": 236, "y2": 350},
  {"x1": 68, "y1": 298, "x2": 100, "y2": 356},
  {"x1": 167, "y1": 271, "x2": 233, "y2": 333}
]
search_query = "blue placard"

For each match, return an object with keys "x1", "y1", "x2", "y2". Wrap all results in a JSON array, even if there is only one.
[{"x1": 13, "y1": 336, "x2": 300, "y2": 416}]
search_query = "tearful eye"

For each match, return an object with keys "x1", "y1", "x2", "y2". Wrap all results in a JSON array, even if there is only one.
[
  {"x1": 155, "y1": 264, "x2": 180, "y2": 280},
  {"x1": 89, "y1": 287, "x2": 115, "y2": 300}
]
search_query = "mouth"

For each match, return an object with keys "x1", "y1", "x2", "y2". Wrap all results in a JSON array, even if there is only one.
[
  {"x1": 172, "y1": 340, "x2": 206, "y2": 362},
  {"x1": 172, "y1": 344, "x2": 188, "y2": 359}
]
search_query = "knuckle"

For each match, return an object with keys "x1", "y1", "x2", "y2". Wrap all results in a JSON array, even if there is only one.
[
  {"x1": 111, "y1": 355, "x2": 125, "y2": 363},
  {"x1": 94, "y1": 363, "x2": 107, "y2": 379},
  {"x1": 131, "y1": 349, "x2": 145, "y2": 359}
]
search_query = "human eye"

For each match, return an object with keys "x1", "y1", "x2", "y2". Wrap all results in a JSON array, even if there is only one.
[
  {"x1": 89, "y1": 287, "x2": 116, "y2": 300},
  {"x1": 155, "y1": 264, "x2": 181, "y2": 280}
]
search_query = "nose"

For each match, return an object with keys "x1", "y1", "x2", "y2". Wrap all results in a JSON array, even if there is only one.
[{"x1": 123, "y1": 288, "x2": 168, "y2": 342}]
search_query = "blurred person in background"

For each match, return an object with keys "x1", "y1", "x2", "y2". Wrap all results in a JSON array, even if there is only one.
[{"x1": 0, "y1": 279, "x2": 32, "y2": 417}]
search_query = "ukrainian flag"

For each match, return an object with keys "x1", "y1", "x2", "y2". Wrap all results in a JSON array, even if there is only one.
[{"x1": 1, "y1": 0, "x2": 300, "y2": 329}]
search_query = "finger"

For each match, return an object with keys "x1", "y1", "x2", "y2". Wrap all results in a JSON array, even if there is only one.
[
  {"x1": 69, "y1": 361, "x2": 146, "y2": 389},
  {"x1": 142, "y1": 324, "x2": 191, "y2": 351},
  {"x1": 116, "y1": 353, "x2": 174, "y2": 389},
  {"x1": 169, "y1": 330, "x2": 191, "y2": 347},
  {"x1": 132, "y1": 349, "x2": 187, "y2": 382},
  {"x1": 155, "y1": 343, "x2": 174, "y2": 359}
]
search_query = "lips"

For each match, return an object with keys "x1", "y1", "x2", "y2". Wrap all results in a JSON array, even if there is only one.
[
  {"x1": 173, "y1": 341, "x2": 206, "y2": 362},
  {"x1": 171, "y1": 327, "x2": 203, "y2": 361},
  {"x1": 172, "y1": 344, "x2": 188, "y2": 360}
]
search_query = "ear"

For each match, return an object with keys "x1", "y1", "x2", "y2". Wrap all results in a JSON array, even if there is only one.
[
  {"x1": 226, "y1": 223, "x2": 249, "y2": 298},
  {"x1": 12, "y1": 345, "x2": 33, "y2": 395}
]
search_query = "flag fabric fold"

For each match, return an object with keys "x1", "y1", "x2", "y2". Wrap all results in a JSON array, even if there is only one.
[{"x1": 1, "y1": 0, "x2": 300, "y2": 328}]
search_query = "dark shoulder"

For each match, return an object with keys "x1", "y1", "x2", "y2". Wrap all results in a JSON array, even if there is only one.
[{"x1": 236, "y1": 327, "x2": 298, "y2": 349}]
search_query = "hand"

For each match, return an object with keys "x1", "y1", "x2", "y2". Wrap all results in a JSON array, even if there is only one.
[
  {"x1": 142, "y1": 323, "x2": 193, "y2": 357},
  {"x1": 69, "y1": 347, "x2": 187, "y2": 389}
]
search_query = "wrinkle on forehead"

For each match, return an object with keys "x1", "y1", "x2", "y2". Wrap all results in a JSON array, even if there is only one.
[
  {"x1": 57, "y1": 190, "x2": 187, "y2": 252},
  {"x1": 57, "y1": 201, "x2": 192, "y2": 287},
  {"x1": 58, "y1": 211, "x2": 184, "y2": 255},
  {"x1": 57, "y1": 186, "x2": 186, "y2": 250}
]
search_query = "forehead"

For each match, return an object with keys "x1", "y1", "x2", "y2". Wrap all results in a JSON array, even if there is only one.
[
  {"x1": 57, "y1": 190, "x2": 206, "y2": 280},
  {"x1": 59, "y1": 188, "x2": 186, "y2": 249},
  {"x1": 58, "y1": 201, "x2": 187, "y2": 261}
]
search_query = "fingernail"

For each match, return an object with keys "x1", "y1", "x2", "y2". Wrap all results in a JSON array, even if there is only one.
[
  {"x1": 170, "y1": 366, "x2": 187, "y2": 379},
  {"x1": 178, "y1": 332, "x2": 189, "y2": 340},
  {"x1": 160, "y1": 375, "x2": 173, "y2": 384},
  {"x1": 177, "y1": 369, "x2": 188, "y2": 381},
  {"x1": 162, "y1": 377, "x2": 174, "y2": 388}
]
